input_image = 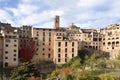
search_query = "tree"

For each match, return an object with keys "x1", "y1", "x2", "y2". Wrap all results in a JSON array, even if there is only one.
[
  {"x1": 96, "y1": 58, "x2": 107, "y2": 69},
  {"x1": 78, "y1": 50, "x2": 89, "y2": 64},
  {"x1": 62, "y1": 56, "x2": 81, "y2": 68},
  {"x1": 88, "y1": 53, "x2": 98, "y2": 71},
  {"x1": 10, "y1": 62, "x2": 40, "y2": 80},
  {"x1": 49, "y1": 68, "x2": 60, "y2": 78}
]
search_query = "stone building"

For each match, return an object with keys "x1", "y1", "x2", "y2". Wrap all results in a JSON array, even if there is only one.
[
  {"x1": 54, "y1": 29, "x2": 78, "y2": 64},
  {"x1": 0, "y1": 16, "x2": 120, "y2": 67},
  {"x1": 101, "y1": 23, "x2": 120, "y2": 59},
  {"x1": 31, "y1": 16, "x2": 79, "y2": 64},
  {"x1": 32, "y1": 28, "x2": 55, "y2": 63},
  {"x1": 0, "y1": 23, "x2": 19, "y2": 67},
  {"x1": 65, "y1": 24, "x2": 102, "y2": 53}
]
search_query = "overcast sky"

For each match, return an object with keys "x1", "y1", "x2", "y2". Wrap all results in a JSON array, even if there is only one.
[{"x1": 0, "y1": 0, "x2": 120, "y2": 29}]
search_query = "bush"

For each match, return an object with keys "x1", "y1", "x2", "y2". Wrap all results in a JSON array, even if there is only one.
[
  {"x1": 85, "y1": 76, "x2": 101, "y2": 80},
  {"x1": 62, "y1": 56, "x2": 81, "y2": 68},
  {"x1": 99, "y1": 75, "x2": 117, "y2": 80},
  {"x1": 64, "y1": 74, "x2": 73, "y2": 80},
  {"x1": 49, "y1": 69, "x2": 60, "y2": 78}
]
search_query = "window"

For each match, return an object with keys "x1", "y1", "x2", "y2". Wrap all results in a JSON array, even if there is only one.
[
  {"x1": 116, "y1": 37, "x2": 119, "y2": 39},
  {"x1": 72, "y1": 42, "x2": 74, "y2": 46},
  {"x1": 65, "y1": 58, "x2": 67, "y2": 62},
  {"x1": 14, "y1": 50, "x2": 17, "y2": 52},
  {"x1": 5, "y1": 57, "x2": 8, "y2": 59},
  {"x1": 89, "y1": 46, "x2": 92, "y2": 48},
  {"x1": 14, "y1": 45, "x2": 17, "y2": 47},
  {"x1": 49, "y1": 43, "x2": 51, "y2": 45},
  {"x1": 5, "y1": 62, "x2": 8, "y2": 67},
  {"x1": 57, "y1": 37, "x2": 61, "y2": 39},
  {"x1": 43, "y1": 48, "x2": 45, "y2": 51},
  {"x1": 43, "y1": 37, "x2": 45, "y2": 41},
  {"x1": 112, "y1": 42, "x2": 115, "y2": 45},
  {"x1": 58, "y1": 48, "x2": 61, "y2": 52},
  {"x1": 14, "y1": 54, "x2": 16, "y2": 56},
  {"x1": 13, "y1": 58, "x2": 16, "y2": 61},
  {"x1": 103, "y1": 42, "x2": 105, "y2": 45},
  {"x1": 116, "y1": 41, "x2": 119, "y2": 44},
  {"x1": 43, "y1": 32, "x2": 45, "y2": 36},
  {"x1": 93, "y1": 38, "x2": 97, "y2": 41},
  {"x1": 72, "y1": 48, "x2": 74, "y2": 52},
  {"x1": 72, "y1": 54, "x2": 74, "y2": 57},
  {"x1": 108, "y1": 42, "x2": 111, "y2": 46},
  {"x1": 48, "y1": 53, "x2": 51, "y2": 58},
  {"x1": 58, "y1": 42, "x2": 61, "y2": 47},
  {"x1": 5, "y1": 51, "x2": 8, "y2": 54},
  {"x1": 43, "y1": 43, "x2": 45, "y2": 45},
  {"x1": 112, "y1": 47, "x2": 114, "y2": 49},
  {"x1": 42, "y1": 53, "x2": 45, "y2": 55},
  {"x1": 65, "y1": 54, "x2": 67, "y2": 57},
  {"x1": 36, "y1": 48, "x2": 38, "y2": 51},
  {"x1": 58, "y1": 54, "x2": 60, "y2": 57},
  {"x1": 14, "y1": 40, "x2": 17, "y2": 42},
  {"x1": 65, "y1": 48, "x2": 67, "y2": 52},
  {"x1": 5, "y1": 44, "x2": 8, "y2": 47},
  {"x1": 58, "y1": 59, "x2": 61, "y2": 62},
  {"x1": 49, "y1": 48, "x2": 51, "y2": 51},
  {"x1": 65, "y1": 42, "x2": 67, "y2": 47}
]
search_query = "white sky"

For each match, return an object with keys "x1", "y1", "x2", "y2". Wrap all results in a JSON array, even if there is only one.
[{"x1": 0, "y1": 0, "x2": 120, "y2": 29}]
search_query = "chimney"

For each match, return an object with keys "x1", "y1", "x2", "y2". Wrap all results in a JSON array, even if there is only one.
[{"x1": 54, "y1": 15, "x2": 60, "y2": 29}]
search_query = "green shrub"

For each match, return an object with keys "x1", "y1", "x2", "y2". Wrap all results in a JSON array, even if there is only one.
[
  {"x1": 64, "y1": 74, "x2": 73, "y2": 80},
  {"x1": 99, "y1": 75, "x2": 117, "y2": 80}
]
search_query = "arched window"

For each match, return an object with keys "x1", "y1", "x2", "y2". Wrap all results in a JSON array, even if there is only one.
[
  {"x1": 112, "y1": 42, "x2": 115, "y2": 44},
  {"x1": 108, "y1": 42, "x2": 111, "y2": 45}
]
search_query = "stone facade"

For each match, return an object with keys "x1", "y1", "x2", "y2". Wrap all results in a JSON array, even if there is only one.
[
  {"x1": 54, "y1": 31, "x2": 78, "y2": 64},
  {"x1": 0, "y1": 23, "x2": 19, "y2": 67},
  {"x1": 101, "y1": 23, "x2": 120, "y2": 59},
  {"x1": 0, "y1": 34, "x2": 3, "y2": 66},
  {"x1": 32, "y1": 28, "x2": 55, "y2": 63},
  {"x1": 0, "y1": 16, "x2": 120, "y2": 67}
]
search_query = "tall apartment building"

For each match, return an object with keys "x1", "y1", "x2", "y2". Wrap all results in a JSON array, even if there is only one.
[
  {"x1": 54, "y1": 29, "x2": 78, "y2": 64},
  {"x1": 32, "y1": 28, "x2": 55, "y2": 63},
  {"x1": 0, "y1": 23, "x2": 19, "y2": 67},
  {"x1": 101, "y1": 23, "x2": 120, "y2": 59},
  {"x1": 32, "y1": 16, "x2": 79, "y2": 64}
]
